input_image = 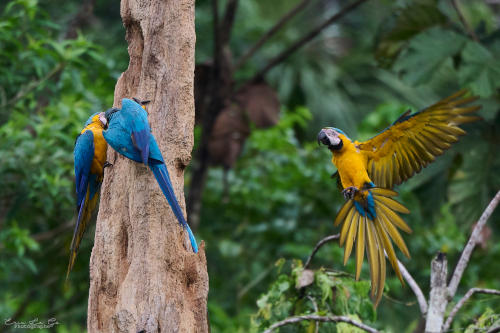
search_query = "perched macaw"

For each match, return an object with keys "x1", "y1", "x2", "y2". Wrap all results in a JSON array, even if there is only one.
[
  {"x1": 318, "y1": 90, "x2": 480, "y2": 305},
  {"x1": 103, "y1": 98, "x2": 198, "y2": 253},
  {"x1": 67, "y1": 112, "x2": 108, "y2": 278}
]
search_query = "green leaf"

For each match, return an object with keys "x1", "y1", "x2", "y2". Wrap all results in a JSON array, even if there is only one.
[
  {"x1": 458, "y1": 41, "x2": 500, "y2": 97},
  {"x1": 393, "y1": 27, "x2": 468, "y2": 85},
  {"x1": 375, "y1": 1, "x2": 447, "y2": 67}
]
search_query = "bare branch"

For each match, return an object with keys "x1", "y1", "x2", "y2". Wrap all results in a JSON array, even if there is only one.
[
  {"x1": 448, "y1": 190, "x2": 500, "y2": 298},
  {"x1": 220, "y1": 0, "x2": 239, "y2": 46},
  {"x1": 487, "y1": 325, "x2": 500, "y2": 333},
  {"x1": 425, "y1": 253, "x2": 449, "y2": 333},
  {"x1": 397, "y1": 259, "x2": 428, "y2": 315},
  {"x1": 306, "y1": 296, "x2": 319, "y2": 333},
  {"x1": 249, "y1": 0, "x2": 369, "y2": 83},
  {"x1": 234, "y1": 0, "x2": 313, "y2": 70},
  {"x1": 304, "y1": 234, "x2": 340, "y2": 269},
  {"x1": 262, "y1": 315, "x2": 379, "y2": 333},
  {"x1": 442, "y1": 288, "x2": 500, "y2": 332},
  {"x1": 31, "y1": 220, "x2": 74, "y2": 242},
  {"x1": 212, "y1": 0, "x2": 221, "y2": 65},
  {"x1": 450, "y1": 0, "x2": 479, "y2": 42}
]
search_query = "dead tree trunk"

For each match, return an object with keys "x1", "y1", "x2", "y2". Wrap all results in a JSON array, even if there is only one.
[{"x1": 87, "y1": 0, "x2": 209, "y2": 332}]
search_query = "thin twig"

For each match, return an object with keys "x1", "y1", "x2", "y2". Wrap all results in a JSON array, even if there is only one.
[
  {"x1": 31, "y1": 220, "x2": 74, "y2": 242},
  {"x1": 248, "y1": 0, "x2": 369, "y2": 83},
  {"x1": 1, "y1": 63, "x2": 64, "y2": 109},
  {"x1": 304, "y1": 234, "x2": 340, "y2": 269},
  {"x1": 306, "y1": 296, "x2": 319, "y2": 333},
  {"x1": 487, "y1": 326, "x2": 500, "y2": 333},
  {"x1": 237, "y1": 263, "x2": 274, "y2": 300},
  {"x1": 450, "y1": 0, "x2": 479, "y2": 42},
  {"x1": 234, "y1": 0, "x2": 313, "y2": 70},
  {"x1": 442, "y1": 288, "x2": 500, "y2": 332},
  {"x1": 262, "y1": 315, "x2": 379, "y2": 333},
  {"x1": 397, "y1": 259, "x2": 428, "y2": 315},
  {"x1": 447, "y1": 190, "x2": 500, "y2": 298}
]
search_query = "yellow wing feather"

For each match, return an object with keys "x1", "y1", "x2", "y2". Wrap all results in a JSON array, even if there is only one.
[{"x1": 357, "y1": 90, "x2": 480, "y2": 188}]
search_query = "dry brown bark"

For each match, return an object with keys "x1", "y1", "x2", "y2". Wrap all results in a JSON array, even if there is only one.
[{"x1": 87, "y1": 0, "x2": 208, "y2": 332}]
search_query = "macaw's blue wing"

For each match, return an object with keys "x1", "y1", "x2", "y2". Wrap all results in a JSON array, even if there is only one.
[
  {"x1": 74, "y1": 131, "x2": 94, "y2": 208},
  {"x1": 149, "y1": 161, "x2": 198, "y2": 253},
  {"x1": 103, "y1": 110, "x2": 143, "y2": 163},
  {"x1": 121, "y1": 98, "x2": 150, "y2": 165},
  {"x1": 69, "y1": 130, "x2": 98, "y2": 279}
]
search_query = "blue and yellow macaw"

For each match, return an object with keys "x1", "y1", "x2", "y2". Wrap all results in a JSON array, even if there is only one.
[
  {"x1": 68, "y1": 112, "x2": 108, "y2": 278},
  {"x1": 103, "y1": 98, "x2": 198, "y2": 253},
  {"x1": 318, "y1": 90, "x2": 480, "y2": 305}
]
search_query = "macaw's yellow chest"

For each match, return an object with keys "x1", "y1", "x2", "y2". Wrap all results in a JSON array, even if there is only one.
[
  {"x1": 81, "y1": 124, "x2": 108, "y2": 177},
  {"x1": 331, "y1": 136, "x2": 371, "y2": 190}
]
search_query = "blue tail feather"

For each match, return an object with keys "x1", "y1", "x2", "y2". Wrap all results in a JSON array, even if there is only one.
[
  {"x1": 149, "y1": 163, "x2": 198, "y2": 253},
  {"x1": 72, "y1": 201, "x2": 85, "y2": 248}
]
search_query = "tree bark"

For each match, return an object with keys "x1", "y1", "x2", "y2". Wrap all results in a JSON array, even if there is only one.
[
  {"x1": 425, "y1": 253, "x2": 448, "y2": 333},
  {"x1": 87, "y1": 1, "x2": 209, "y2": 332}
]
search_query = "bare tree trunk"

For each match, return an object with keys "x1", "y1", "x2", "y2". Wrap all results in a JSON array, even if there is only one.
[{"x1": 87, "y1": 1, "x2": 209, "y2": 332}]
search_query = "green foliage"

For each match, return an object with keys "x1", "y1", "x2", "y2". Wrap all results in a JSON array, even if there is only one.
[
  {"x1": 464, "y1": 308, "x2": 500, "y2": 333},
  {"x1": 0, "y1": 0, "x2": 113, "y2": 124},
  {"x1": 393, "y1": 27, "x2": 468, "y2": 86},
  {"x1": 0, "y1": 0, "x2": 117, "y2": 329},
  {"x1": 251, "y1": 260, "x2": 375, "y2": 332},
  {"x1": 375, "y1": 0, "x2": 447, "y2": 67}
]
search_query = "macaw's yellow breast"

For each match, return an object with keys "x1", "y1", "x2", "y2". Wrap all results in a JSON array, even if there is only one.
[
  {"x1": 331, "y1": 134, "x2": 371, "y2": 190},
  {"x1": 82, "y1": 123, "x2": 108, "y2": 177}
]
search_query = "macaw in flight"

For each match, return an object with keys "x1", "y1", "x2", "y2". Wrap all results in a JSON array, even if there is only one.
[
  {"x1": 317, "y1": 90, "x2": 480, "y2": 305},
  {"x1": 103, "y1": 98, "x2": 198, "y2": 253},
  {"x1": 67, "y1": 112, "x2": 109, "y2": 278}
]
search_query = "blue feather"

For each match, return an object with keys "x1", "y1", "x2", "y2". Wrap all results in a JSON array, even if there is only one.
[
  {"x1": 353, "y1": 190, "x2": 376, "y2": 220},
  {"x1": 121, "y1": 99, "x2": 150, "y2": 164}
]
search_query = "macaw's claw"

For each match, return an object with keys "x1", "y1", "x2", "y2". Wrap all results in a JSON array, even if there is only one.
[{"x1": 342, "y1": 186, "x2": 358, "y2": 200}]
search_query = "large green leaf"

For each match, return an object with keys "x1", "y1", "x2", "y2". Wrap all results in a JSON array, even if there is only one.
[
  {"x1": 375, "y1": 1, "x2": 447, "y2": 67},
  {"x1": 393, "y1": 27, "x2": 468, "y2": 85},
  {"x1": 459, "y1": 41, "x2": 500, "y2": 97}
]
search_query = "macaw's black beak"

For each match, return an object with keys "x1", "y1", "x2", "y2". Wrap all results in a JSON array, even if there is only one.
[
  {"x1": 317, "y1": 128, "x2": 343, "y2": 150},
  {"x1": 132, "y1": 97, "x2": 151, "y2": 105},
  {"x1": 317, "y1": 129, "x2": 331, "y2": 146}
]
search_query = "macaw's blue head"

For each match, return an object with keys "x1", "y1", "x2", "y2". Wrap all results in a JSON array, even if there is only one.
[
  {"x1": 317, "y1": 127, "x2": 349, "y2": 151},
  {"x1": 85, "y1": 112, "x2": 107, "y2": 128},
  {"x1": 132, "y1": 97, "x2": 150, "y2": 110},
  {"x1": 104, "y1": 107, "x2": 120, "y2": 123},
  {"x1": 104, "y1": 97, "x2": 150, "y2": 123}
]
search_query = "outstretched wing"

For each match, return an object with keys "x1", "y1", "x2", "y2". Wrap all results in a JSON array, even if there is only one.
[
  {"x1": 74, "y1": 130, "x2": 94, "y2": 209},
  {"x1": 357, "y1": 90, "x2": 480, "y2": 189}
]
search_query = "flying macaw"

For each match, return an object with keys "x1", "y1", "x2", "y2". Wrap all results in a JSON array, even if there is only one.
[
  {"x1": 103, "y1": 98, "x2": 198, "y2": 253},
  {"x1": 317, "y1": 90, "x2": 480, "y2": 305},
  {"x1": 67, "y1": 112, "x2": 108, "y2": 278}
]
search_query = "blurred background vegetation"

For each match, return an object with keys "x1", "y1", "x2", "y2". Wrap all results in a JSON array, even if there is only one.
[{"x1": 1, "y1": 0, "x2": 499, "y2": 332}]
